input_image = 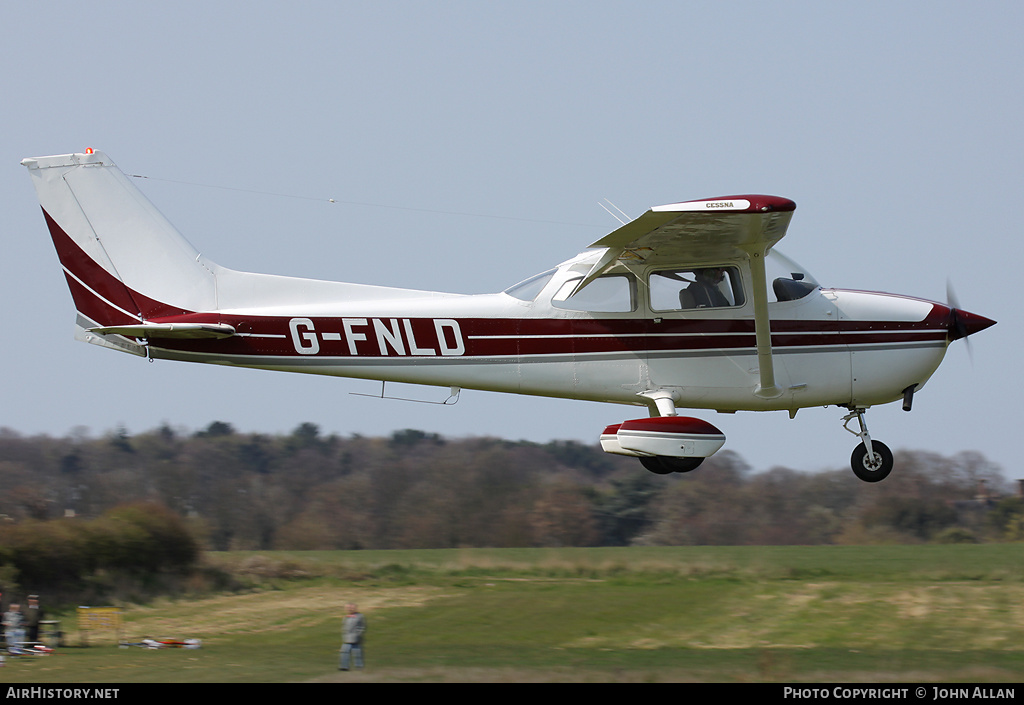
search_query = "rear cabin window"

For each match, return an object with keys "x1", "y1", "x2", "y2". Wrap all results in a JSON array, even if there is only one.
[
  {"x1": 552, "y1": 274, "x2": 635, "y2": 312},
  {"x1": 504, "y1": 269, "x2": 556, "y2": 301}
]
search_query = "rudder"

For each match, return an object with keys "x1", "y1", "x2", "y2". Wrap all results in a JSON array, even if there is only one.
[{"x1": 23, "y1": 151, "x2": 219, "y2": 349}]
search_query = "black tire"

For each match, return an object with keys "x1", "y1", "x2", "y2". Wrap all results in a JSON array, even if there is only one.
[
  {"x1": 850, "y1": 441, "x2": 893, "y2": 482},
  {"x1": 639, "y1": 456, "x2": 705, "y2": 475}
]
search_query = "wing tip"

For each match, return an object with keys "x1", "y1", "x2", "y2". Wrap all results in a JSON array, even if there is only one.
[{"x1": 653, "y1": 195, "x2": 796, "y2": 214}]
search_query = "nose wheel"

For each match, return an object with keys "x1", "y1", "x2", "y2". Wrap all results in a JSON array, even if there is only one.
[{"x1": 842, "y1": 409, "x2": 894, "y2": 482}]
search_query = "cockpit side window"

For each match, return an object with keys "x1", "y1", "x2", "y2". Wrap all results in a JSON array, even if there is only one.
[
  {"x1": 552, "y1": 274, "x2": 635, "y2": 312},
  {"x1": 649, "y1": 267, "x2": 745, "y2": 311}
]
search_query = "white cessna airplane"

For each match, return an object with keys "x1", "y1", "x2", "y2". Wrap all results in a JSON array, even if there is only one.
[{"x1": 23, "y1": 150, "x2": 995, "y2": 482}]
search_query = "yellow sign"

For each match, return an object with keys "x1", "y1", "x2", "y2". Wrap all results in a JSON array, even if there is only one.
[{"x1": 76, "y1": 607, "x2": 122, "y2": 645}]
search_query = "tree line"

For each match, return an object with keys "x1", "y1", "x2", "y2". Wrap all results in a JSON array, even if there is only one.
[{"x1": 0, "y1": 423, "x2": 1019, "y2": 554}]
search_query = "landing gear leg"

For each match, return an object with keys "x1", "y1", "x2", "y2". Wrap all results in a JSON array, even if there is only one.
[{"x1": 842, "y1": 408, "x2": 893, "y2": 483}]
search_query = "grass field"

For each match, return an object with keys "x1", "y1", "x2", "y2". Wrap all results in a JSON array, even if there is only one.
[{"x1": 3, "y1": 545, "x2": 1024, "y2": 683}]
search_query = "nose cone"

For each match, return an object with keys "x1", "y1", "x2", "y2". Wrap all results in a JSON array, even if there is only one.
[{"x1": 948, "y1": 308, "x2": 996, "y2": 341}]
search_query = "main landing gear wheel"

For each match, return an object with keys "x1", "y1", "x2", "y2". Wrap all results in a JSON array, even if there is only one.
[
  {"x1": 639, "y1": 456, "x2": 705, "y2": 474},
  {"x1": 850, "y1": 440, "x2": 893, "y2": 483}
]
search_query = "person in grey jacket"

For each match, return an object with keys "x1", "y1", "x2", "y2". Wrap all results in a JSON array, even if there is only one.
[
  {"x1": 3, "y1": 603, "x2": 23, "y2": 649},
  {"x1": 339, "y1": 603, "x2": 366, "y2": 671}
]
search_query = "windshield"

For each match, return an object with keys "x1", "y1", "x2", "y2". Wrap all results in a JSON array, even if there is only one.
[
  {"x1": 766, "y1": 250, "x2": 819, "y2": 302},
  {"x1": 767, "y1": 250, "x2": 818, "y2": 286}
]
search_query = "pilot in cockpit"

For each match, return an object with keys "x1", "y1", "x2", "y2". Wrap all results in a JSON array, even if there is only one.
[{"x1": 684, "y1": 267, "x2": 730, "y2": 308}]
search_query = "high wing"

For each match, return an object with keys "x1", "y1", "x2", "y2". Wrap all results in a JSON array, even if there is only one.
[
  {"x1": 578, "y1": 195, "x2": 796, "y2": 287},
  {"x1": 577, "y1": 195, "x2": 797, "y2": 401}
]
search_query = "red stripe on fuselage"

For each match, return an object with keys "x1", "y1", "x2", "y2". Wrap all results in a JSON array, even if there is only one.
[
  {"x1": 42, "y1": 209, "x2": 190, "y2": 322},
  {"x1": 146, "y1": 313, "x2": 949, "y2": 359}
]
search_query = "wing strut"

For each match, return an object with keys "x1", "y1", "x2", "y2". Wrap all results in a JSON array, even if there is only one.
[{"x1": 745, "y1": 246, "x2": 782, "y2": 399}]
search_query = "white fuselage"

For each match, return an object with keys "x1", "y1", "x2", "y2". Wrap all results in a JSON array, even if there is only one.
[
  {"x1": 145, "y1": 250, "x2": 951, "y2": 416},
  {"x1": 23, "y1": 151, "x2": 970, "y2": 430}
]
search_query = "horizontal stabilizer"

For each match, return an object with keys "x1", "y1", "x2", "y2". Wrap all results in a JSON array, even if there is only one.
[{"x1": 90, "y1": 322, "x2": 237, "y2": 340}]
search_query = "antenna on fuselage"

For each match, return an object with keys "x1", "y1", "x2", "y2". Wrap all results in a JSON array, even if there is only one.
[{"x1": 598, "y1": 199, "x2": 631, "y2": 225}]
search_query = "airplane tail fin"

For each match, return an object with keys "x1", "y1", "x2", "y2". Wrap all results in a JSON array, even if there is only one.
[{"x1": 22, "y1": 151, "x2": 219, "y2": 354}]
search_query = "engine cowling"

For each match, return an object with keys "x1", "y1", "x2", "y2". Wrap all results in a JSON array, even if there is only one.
[{"x1": 601, "y1": 416, "x2": 726, "y2": 459}]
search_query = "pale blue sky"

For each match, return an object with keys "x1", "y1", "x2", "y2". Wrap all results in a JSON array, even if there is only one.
[{"x1": 3, "y1": 2, "x2": 1019, "y2": 476}]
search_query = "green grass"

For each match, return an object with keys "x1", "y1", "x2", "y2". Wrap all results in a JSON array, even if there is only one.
[{"x1": 4, "y1": 545, "x2": 1024, "y2": 682}]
